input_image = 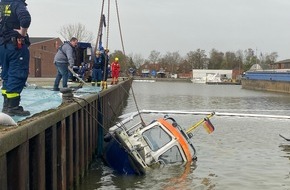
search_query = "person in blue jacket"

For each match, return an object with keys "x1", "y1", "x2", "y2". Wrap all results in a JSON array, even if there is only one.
[
  {"x1": 91, "y1": 51, "x2": 103, "y2": 87},
  {"x1": 102, "y1": 48, "x2": 110, "y2": 82},
  {"x1": 78, "y1": 62, "x2": 88, "y2": 81},
  {"x1": 0, "y1": 0, "x2": 31, "y2": 116}
]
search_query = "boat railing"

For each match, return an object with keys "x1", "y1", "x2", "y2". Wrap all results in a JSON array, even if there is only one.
[{"x1": 126, "y1": 121, "x2": 143, "y2": 134}]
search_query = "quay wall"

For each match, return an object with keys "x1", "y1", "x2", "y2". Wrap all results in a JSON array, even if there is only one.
[
  {"x1": 241, "y1": 79, "x2": 290, "y2": 94},
  {"x1": 0, "y1": 78, "x2": 132, "y2": 190}
]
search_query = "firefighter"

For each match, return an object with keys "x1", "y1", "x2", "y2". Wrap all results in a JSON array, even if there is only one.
[
  {"x1": 111, "y1": 57, "x2": 120, "y2": 85},
  {"x1": 0, "y1": 0, "x2": 31, "y2": 116}
]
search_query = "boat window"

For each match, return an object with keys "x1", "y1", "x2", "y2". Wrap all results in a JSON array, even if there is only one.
[
  {"x1": 158, "y1": 145, "x2": 184, "y2": 164},
  {"x1": 142, "y1": 125, "x2": 171, "y2": 151}
]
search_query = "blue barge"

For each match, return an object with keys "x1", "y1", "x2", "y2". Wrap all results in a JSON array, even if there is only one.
[
  {"x1": 243, "y1": 70, "x2": 290, "y2": 82},
  {"x1": 241, "y1": 69, "x2": 290, "y2": 94}
]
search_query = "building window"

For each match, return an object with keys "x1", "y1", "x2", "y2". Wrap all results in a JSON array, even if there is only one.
[{"x1": 41, "y1": 46, "x2": 47, "y2": 50}]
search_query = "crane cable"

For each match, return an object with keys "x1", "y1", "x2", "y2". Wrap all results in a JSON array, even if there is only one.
[
  {"x1": 114, "y1": 0, "x2": 145, "y2": 126},
  {"x1": 95, "y1": 0, "x2": 105, "y2": 52},
  {"x1": 96, "y1": 0, "x2": 145, "y2": 126},
  {"x1": 115, "y1": 0, "x2": 125, "y2": 55},
  {"x1": 106, "y1": 0, "x2": 110, "y2": 49},
  {"x1": 100, "y1": 0, "x2": 110, "y2": 85}
]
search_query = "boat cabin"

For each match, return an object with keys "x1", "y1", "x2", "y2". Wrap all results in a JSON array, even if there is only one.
[
  {"x1": 105, "y1": 115, "x2": 196, "y2": 175},
  {"x1": 140, "y1": 118, "x2": 196, "y2": 164}
]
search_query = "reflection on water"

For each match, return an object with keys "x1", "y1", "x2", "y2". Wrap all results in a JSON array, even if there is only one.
[
  {"x1": 78, "y1": 82, "x2": 290, "y2": 190},
  {"x1": 78, "y1": 159, "x2": 202, "y2": 190},
  {"x1": 280, "y1": 144, "x2": 290, "y2": 160}
]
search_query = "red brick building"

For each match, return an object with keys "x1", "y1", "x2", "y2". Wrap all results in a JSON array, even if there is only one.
[
  {"x1": 270, "y1": 59, "x2": 290, "y2": 69},
  {"x1": 29, "y1": 37, "x2": 63, "y2": 77}
]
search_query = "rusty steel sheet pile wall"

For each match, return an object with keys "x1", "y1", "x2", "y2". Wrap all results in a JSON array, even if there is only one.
[
  {"x1": 241, "y1": 79, "x2": 290, "y2": 94},
  {"x1": 0, "y1": 78, "x2": 132, "y2": 190}
]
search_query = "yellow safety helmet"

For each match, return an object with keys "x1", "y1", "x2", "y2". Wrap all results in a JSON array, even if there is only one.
[{"x1": 115, "y1": 57, "x2": 119, "y2": 61}]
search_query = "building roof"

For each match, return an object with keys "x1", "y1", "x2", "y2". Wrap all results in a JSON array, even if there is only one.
[
  {"x1": 272, "y1": 59, "x2": 290, "y2": 65},
  {"x1": 30, "y1": 37, "x2": 60, "y2": 44},
  {"x1": 249, "y1": 63, "x2": 263, "y2": 71}
]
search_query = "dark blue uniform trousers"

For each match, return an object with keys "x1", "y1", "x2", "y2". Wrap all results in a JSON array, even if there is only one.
[{"x1": 0, "y1": 43, "x2": 30, "y2": 98}]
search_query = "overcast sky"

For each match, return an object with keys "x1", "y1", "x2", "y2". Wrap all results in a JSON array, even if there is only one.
[{"x1": 28, "y1": 0, "x2": 290, "y2": 60}]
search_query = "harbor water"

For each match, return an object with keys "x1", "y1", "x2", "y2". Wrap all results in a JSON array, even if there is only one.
[{"x1": 78, "y1": 81, "x2": 290, "y2": 190}]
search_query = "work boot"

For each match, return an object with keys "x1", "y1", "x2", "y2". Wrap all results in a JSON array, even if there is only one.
[
  {"x1": 52, "y1": 87, "x2": 60, "y2": 91},
  {"x1": 2, "y1": 94, "x2": 8, "y2": 113},
  {"x1": 7, "y1": 96, "x2": 30, "y2": 116}
]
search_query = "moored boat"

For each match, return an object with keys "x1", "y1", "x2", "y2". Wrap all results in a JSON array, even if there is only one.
[{"x1": 103, "y1": 111, "x2": 215, "y2": 175}]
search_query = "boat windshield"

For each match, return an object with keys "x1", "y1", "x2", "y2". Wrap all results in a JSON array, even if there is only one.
[
  {"x1": 158, "y1": 145, "x2": 184, "y2": 164},
  {"x1": 142, "y1": 125, "x2": 171, "y2": 151}
]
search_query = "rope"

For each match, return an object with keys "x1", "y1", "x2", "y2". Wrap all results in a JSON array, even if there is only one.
[
  {"x1": 72, "y1": 97, "x2": 127, "y2": 146},
  {"x1": 115, "y1": 0, "x2": 126, "y2": 55},
  {"x1": 114, "y1": 0, "x2": 144, "y2": 125},
  {"x1": 97, "y1": 94, "x2": 104, "y2": 156},
  {"x1": 94, "y1": 0, "x2": 145, "y2": 125},
  {"x1": 95, "y1": 0, "x2": 106, "y2": 52},
  {"x1": 117, "y1": 82, "x2": 145, "y2": 126},
  {"x1": 71, "y1": 95, "x2": 150, "y2": 163},
  {"x1": 106, "y1": 0, "x2": 110, "y2": 49}
]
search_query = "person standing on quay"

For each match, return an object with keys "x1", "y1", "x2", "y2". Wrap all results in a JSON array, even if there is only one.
[
  {"x1": 91, "y1": 50, "x2": 103, "y2": 87},
  {"x1": 0, "y1": 0, "x2": 31, "y2": 116},
  {"x1": 53, "y1": 37, "x2": 78, "y2": 91},
  {"x1": 111, "y1": 57, "x2": 120, "y2": 85},
  {"x1": 101, "y1": 48, "x2": 110, "y2": 89}
]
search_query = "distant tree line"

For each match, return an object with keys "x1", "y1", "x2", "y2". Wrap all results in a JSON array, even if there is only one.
[
  {"x1": 122, "y1": 48, "x2": 277, "y2": 74},
  {"x1": 58, "y1": 23, "x2": 278, "y2": 74},
  {"x1": 108, "y1": 48, "x2": 278, "y2": 75}
]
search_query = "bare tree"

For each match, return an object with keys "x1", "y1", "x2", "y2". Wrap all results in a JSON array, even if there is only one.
[
  {"x1": 148, "y1": 50, "x2": 161, "y2": 64},
  {"x1": 243, "y1": 48, "x2": 257, "y2": 71},
  {"x1": 264, "y1": 52, "x2": 278, "y2": 66},
  {"x1": 208, "y1": 49, "x2": 223, "y2": 69},
  {"x1": 187, "y1": 49, "x2": 207, "y2": 69},
  {"x1": 58, "y1": 23, "x2": 94, "y2": 42},
  {"x1": 128, "y1": 53, "x2": 144, "y2": 69},
  {"x1": 223, "y1": 51, "x2": 237, "y2": 69},
  {"x1": 162, "y1": 51, "x2": 183, "y2": 65},
  {"x1": 161, "y1": 51, "x2": 183, "y2": 74},
  {"x1": 235, "y1": 50, "x2": 244, "y2": 72}
]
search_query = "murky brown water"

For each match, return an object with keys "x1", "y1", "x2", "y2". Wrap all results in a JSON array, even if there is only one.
[{"x1": 78, "y1": 81, "x2": 290, "y2": 190}]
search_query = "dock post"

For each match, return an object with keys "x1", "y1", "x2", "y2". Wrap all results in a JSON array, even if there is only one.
[{"x1": 60, "y1": 88, "x2": 74, "y2": 103}]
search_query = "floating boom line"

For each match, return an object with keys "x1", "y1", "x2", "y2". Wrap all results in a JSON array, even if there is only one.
[{"x1": 118, "y1": 110, "x2": 290, "y2": 120}]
